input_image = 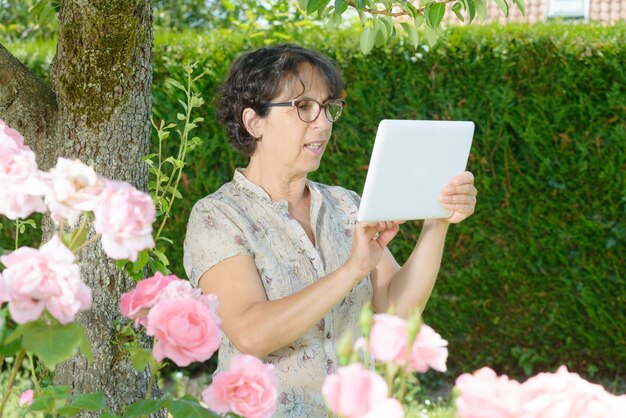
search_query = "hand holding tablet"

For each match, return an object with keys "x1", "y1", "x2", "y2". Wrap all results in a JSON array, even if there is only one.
[{"x1": 357, "y1": 120, "x2": 475, "y2": 222}]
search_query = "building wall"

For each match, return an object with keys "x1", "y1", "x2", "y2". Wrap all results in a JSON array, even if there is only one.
[{"x1": 442, "y1": 0, "x2": 626, "y2": 25}]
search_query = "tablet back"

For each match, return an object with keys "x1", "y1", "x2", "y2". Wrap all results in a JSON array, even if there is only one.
[{"x1": 357, "y1": 120, "x2": 474, "y2": 222}]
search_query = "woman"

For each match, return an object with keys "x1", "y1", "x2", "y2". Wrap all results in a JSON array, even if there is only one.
[{"x1": 184, "y1": 44, "x2": 477, "y2": 416}]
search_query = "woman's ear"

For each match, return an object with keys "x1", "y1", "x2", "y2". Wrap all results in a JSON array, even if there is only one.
[{"x1": 242, "y1": 108, "x2": 264, "y2": 140}]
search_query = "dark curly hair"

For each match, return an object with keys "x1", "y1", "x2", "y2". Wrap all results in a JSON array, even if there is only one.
[{"x1": 216, "y1": 44, "x2": 344, "y2": 157}]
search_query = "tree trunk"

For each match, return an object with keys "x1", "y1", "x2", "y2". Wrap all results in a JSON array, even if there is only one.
[
  {"x1": 49, "y1": 0, "x2": 157, "y2": 414},
  {"x1": 1, "y1": 0, "x2": 160, "y2": 414},
  {"x1": 0, "y1": 43, "x2": 57, "y2": 161}
]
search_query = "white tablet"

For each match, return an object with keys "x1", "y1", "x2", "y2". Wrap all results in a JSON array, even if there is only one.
[{"x1": 357, "y1": 120, "x2": 474, "y2": 222}]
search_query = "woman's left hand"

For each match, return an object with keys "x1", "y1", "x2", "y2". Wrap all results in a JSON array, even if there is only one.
[{"x1": 439, "y1": 171, "x2": 477, "y2": 224}]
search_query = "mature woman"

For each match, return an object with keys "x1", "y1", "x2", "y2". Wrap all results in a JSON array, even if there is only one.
[{"x1": 184, "y1": 44, "x2": 477, "y2": 416}]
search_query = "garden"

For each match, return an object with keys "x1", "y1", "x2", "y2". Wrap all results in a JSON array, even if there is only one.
[{"x1": 1, "y1": 0, "x2": 625, "y2": 417}]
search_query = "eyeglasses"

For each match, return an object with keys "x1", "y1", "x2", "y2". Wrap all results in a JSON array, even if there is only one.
[{"x1": 261, "y1": 99, "x2": 346, "y2": 123}]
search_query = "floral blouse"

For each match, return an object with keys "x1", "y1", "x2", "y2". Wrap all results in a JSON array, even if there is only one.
[{"x1": 184, "y1": 169, "x2": 372, "y2": 417}]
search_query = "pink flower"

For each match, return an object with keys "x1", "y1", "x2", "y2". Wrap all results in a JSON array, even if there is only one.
[
  {"x1": 93, "y1": 180, "x2": 155, "y2": 261},
  {"x1": 18, "y1": 389, "x2": 34, "y2": 407},
  {"x1": 0, "y1": 119, "x2": 25, "y2": 151},
  {"x1": 369, "y1": 314, "x2": 409, "y2": 365},
  {"x1": 519, "y1": 366, "x2": 625, "y2": 417},
  {"x1": 0, "y1": 146, "x2": 47, "y2": 219},
  {"x1": 369, "y1": 314, "x2": 448, "y2": 373},
  {"x1": 0, "y1": 235, "x2": 92, "y2": 324},
  {"x1": 322, "y1": 363, "x2": 400, "y2": 418},
  {"x1": 44, "y1": 158, "x2": 106, "y2": 225},
  {"x1": 455, "y1": 367, "x2": 523, "y2": 418},
  {"x1": 363, "y1": 398, "x2": 404, "y2": 418},
  {"x1": 120, "y1": 272, "x2": 180, "y2": 327},
  {"x1": 409, "y1": 324, "x2": 448, "y2": 372},
  {"x1": 202, "y1": 354, "x2": 278, "y2": 418},
  {"x1": 146, "y1": 297, "x2": 220, "y2": 367}
]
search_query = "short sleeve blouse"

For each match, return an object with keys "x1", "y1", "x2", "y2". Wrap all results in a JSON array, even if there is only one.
[{"x1": 183, "y1": 169, "x2": 372, "y2": 417}]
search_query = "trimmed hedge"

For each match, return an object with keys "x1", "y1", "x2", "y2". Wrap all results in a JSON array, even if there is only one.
[{"x1": 5, "y1": 22, "x2": 625, "y2": 382}]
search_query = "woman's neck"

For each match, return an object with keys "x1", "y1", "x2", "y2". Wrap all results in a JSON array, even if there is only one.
[{"x1": 242, "y1": 160, "x2": 308, "y2": 206}]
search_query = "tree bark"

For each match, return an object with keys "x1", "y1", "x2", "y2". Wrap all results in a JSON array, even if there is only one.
[
  {"x1": 48, "y1": 0, "x2": 157, "y2": 414},
  {"x1": 0, "y1": 43, "x2": 57, "y2": 162}
]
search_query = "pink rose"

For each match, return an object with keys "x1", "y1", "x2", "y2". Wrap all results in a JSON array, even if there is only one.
[
  {"x1": 145, "y1": 297, "x2": 220, "y2": 367},
  {"x1": 44, "y1": 158, "x2": 106, "y2": 225},
  {"x1": 519, "y1": 366, "x2": 625, "y2": 417},
  {"x1": 322, "y1": 363, "x2": 393, "y2": 418},
  {"x1": 0, "y1": 118, "x2": 25, "y2": 151},
  {"x1": 18, "y1": 389, "x2": 34, "y2": 407},
  {"x1": 0, "y1": 235, "x2": 92, "y2": 324},
  {"x1": 0, "y1": 146, "x2": 47, "y2": 219},
  {"x1": 409, "y1": 324, "x2": 448, "y2": 372},
  {"x1": 455, "y1": 367, "x2": 523, "y2": 418},
  {"x1": 369, "y1": 313, "x2": 409, "y2": 365},
  {"x1": 369, "y1": 314, "x2": 448, "y2": 373},
  {"x1": 93, "y1": 180, "x2": 155, "y2": 261},
  {"x1": 363, "y1": 397, "x2": 404, "y2": 418},
  {"x1": 120, "y1": 272, "x2": 180, "y2": 327},
  {"x1": 202, "y1": 354, "x2": 278, "y2": 418}
]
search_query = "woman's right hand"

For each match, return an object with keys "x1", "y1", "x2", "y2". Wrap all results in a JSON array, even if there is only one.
[{"x1": 344, "y1": 221, "x2": 403, "y2": 279}]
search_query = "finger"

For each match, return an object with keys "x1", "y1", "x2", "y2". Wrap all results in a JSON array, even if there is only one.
[
  {"x1": 449, "y1": 171, "x2": 475, "y2": 186},
  {"x1": 441, "y1": 184, "x2": 477, "y2": 196},
  {"x1": 441, "y1": 203, "x2": 476, "y2": 214},
  {"x1": 376, "y1": 223, "x2": 400, "y2": 247},
  {"x1": 355, "y1": 222, "x2": 379, "y2": 240},
  {"x1": 440, "y1": 194, "x2": 477, "y2": 205}
]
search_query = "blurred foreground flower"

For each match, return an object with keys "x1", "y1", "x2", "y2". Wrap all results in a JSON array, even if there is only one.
[
  {"x1": 0, "y1": 120, "x2": 47, "y2": 219},
  {"x1": 322, "y1": 363, "x2": 403, "y2": 418},
  {"x1": 18, "y1": 389, "x2": 34, "y2": 408},
  {"x1": 0, "y1": 235, "x2": 92, "y2": 324},
  {"x1": 455, "y1": 365, "x2": 626, "y2": 418},
  {"x1": 202, "y1": 354, "x2": 278, "y2": 418},
  {"x1": 369, "y1": 313, "x2": 448, "y2": 372}
]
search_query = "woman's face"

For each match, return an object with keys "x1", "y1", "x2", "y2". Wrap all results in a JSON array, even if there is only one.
[{"x1": 250, "y1": 66, "x2": 334, "y2": 178}]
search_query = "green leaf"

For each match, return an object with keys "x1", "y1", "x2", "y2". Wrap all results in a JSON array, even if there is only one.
[
  {"x1": 425, "y1": 25, "x2": 440, "y2": 47},
  {"x1": 115, "y1": 259, "x2": 128, "y2": 269},
  {"x1": 512, "y1": 0, "x2": 525, "y2": 16},
  {"x1": 131, "y1": 250, "x2": 150, "y2": 274},
  {"x1": 307, "y1": 0, "x2": 330, "y2": 14},
  {"x1": 176, "y1": 113, "x2": 186, "y2": 121},
  {"x1": 373, "y1": 18, "x2": 387, "y2": 47},
  {"x1": 359, "y1": 26, "x2": 375, "y2": 55},
  {"x1": 157, "y1": 236, "x2": 174, "y2": 245},
  {"x1": 467, "y1": 0, "x2": 476, "y2": 22},
  {"x1": 166, "y1": 78, "x2": 185, "y2": 91},
  {"x1": 452, "y1": 2, "x2": 465, "y2": 21},
  {"x1": 169, "y1": 397, "x2": 218, "y2": 418},
  {"x1": 494, "y1": 0, "x2": 509, "y2": 16},
  {"x1": 123, "y1": 399, "x2": 168, "y2": 418},
  {"x1": 400, "y1": 22, "x2": 419, "y2": 48},
  {"x1": 475, "y1": 0, "x2": 487, "y2": 21},
  {"x1": 426, "y1": 2, "x2": 445, "y2": 29},
  {"x1": 334, "y1": 0, "x2": 348, "y2": 14},
  {"x1": 20, "y1": 321, "x2": 92, "y2": 369},
  {"x1": 0, "y1": 327, "x2": 22, "y2": 356},
  {"x1": 57, "y1": 392, "x2": 107, "y2": 416},
  {"x1": 177, "y1": 98, "x2": 188, "y2": 112},
  {"x1": 151, "y1": 248, "x2": 170, "y2": 267},
  {"x1": 128, "y1": 347, "x2": 153, "y2": 373}
]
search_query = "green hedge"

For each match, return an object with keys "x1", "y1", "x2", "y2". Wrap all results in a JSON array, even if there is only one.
[{"x1": 5, "y1": 22, "x2": 625, "y2": 383}]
